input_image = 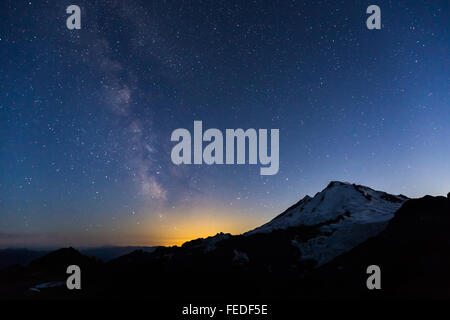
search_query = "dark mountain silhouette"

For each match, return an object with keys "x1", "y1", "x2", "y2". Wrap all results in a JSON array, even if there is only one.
[
  {"x1": 27, "y1": 247, "x2": 96, "y2": 274},
  {"x1": 0, "y1": 246, "x2": 158, "y2": 270},
  {"x1": 80, "y1": 246, "x2": 157, "y2": 262},
  {"x1": 0, "y1": 247, "x2": 102, "y2": 299},
  {"x1": 0, "y1": 249, "x2": 49, "y2": 269},
  {"x1": 0, "y1": 182, "x2": 449, "y2": 300}
]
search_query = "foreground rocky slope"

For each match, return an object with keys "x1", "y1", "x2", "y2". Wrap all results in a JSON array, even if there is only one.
[{"x1": 302, "y1": 193, "x2": 450, "y2": 299}]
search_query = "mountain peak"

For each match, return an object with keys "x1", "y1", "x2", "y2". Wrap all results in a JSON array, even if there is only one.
[
  {"x1": 182, "y1": 232, "x2": 232, "y2": 251},
  {"x1": 246, "y1": 181, "x2": 408, "y2": 265},
  {"x1": 28, "y1": 247, "x2": 96, "y2": 274},
  {"x1": 248, "y1": 182, "x2": 407, "y2": 235},
  {"x1": 326, "y1": 181, "x2": 351, "y2": 188}
]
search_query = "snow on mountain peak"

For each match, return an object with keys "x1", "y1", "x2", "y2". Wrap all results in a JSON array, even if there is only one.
[
  {"x1": 248, "y1": 181, "x2": 405, "y2": 234},
  {"x1": 246, "y1": 181, "x2": 408, "y2": 265}
]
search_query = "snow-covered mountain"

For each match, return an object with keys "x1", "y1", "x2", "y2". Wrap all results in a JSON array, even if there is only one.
[{"x1": 247, "y1": 181, "x2": 408, "y2": 265}]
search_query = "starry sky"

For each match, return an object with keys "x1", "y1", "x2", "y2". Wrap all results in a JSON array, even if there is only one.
[{"x1": 0, "y1": 0, "x2": 449, "y2": 248}]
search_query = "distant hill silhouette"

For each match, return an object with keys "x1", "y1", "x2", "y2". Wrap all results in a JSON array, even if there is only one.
[{"x1": 0, "y1": 246, "x2": 158, "y2": 270}]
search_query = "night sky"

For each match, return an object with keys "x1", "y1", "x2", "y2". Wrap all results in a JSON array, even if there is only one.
[{"x1": 1, "y1": 0, "x2": 449, "y2": 248}]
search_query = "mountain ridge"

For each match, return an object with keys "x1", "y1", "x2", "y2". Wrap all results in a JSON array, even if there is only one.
[{"x1": 1, "y1": 181, "x2": 448, "y2": 300}]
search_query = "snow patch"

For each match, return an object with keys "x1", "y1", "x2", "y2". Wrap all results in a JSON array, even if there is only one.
[{"x1": 233, "y1": 249, "x2": 249, "y2": 264}]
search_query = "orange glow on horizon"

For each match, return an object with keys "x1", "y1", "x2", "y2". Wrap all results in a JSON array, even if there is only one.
[{"x1": 135, "y1": 206, "x2": 265, "y2": 247}]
